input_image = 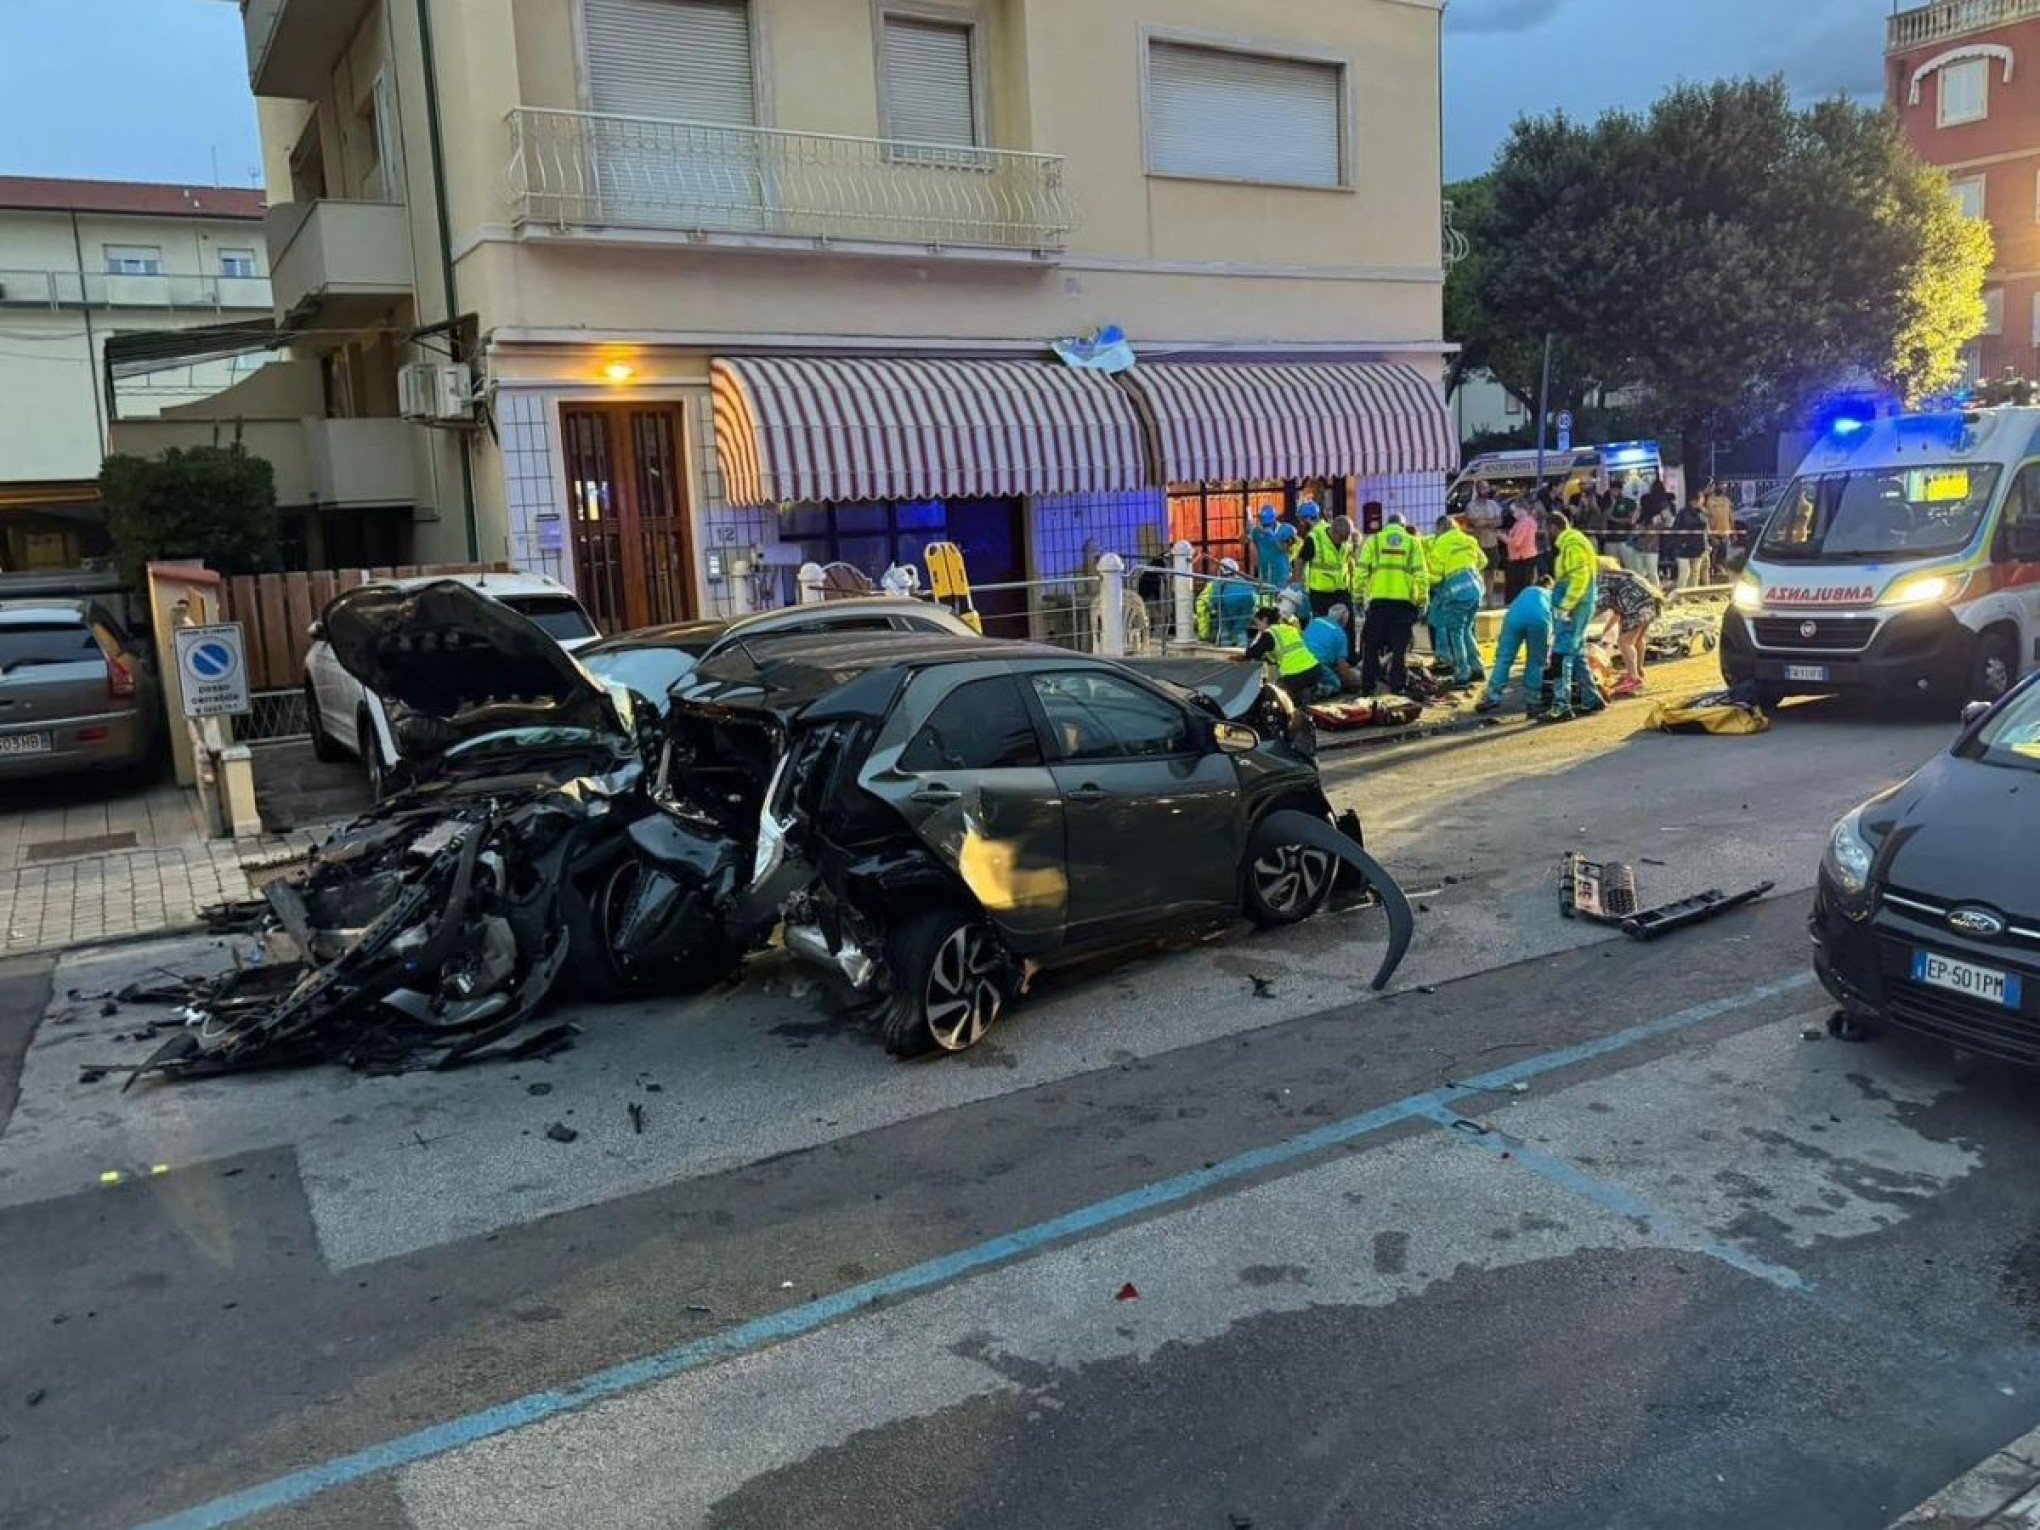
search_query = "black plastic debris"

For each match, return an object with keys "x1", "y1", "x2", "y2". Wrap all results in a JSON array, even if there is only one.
[
  {"x1": 1560, "y1": 852, "x2": 1774, "y2": 940},
  {"x1": 1249, "y1": 975, "x2": 1276, "y2": 999},
  {"x1": 526, "y1": 1081, "x2": 553, "y2": 1097},
  {"x1": 545, "y1": 1122, "x2": 579, "y2": 1144},
  {"x1": 628, "y1": 1101, "x2": 645, "y2": 1135}
]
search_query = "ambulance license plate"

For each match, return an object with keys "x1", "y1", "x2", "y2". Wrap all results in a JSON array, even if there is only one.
[{"x1": 1785, "y1": 664, "x2": 1829, "y2": 683}]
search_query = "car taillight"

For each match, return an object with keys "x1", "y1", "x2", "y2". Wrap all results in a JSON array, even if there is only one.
[{"x1": 106, "y1": 655, "x2": 135, "y2": 700}]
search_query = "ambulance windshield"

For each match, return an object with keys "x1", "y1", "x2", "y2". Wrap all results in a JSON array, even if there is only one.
[{"x1": 1758, "y1": 465, "x2": 2000, "y2": 563}]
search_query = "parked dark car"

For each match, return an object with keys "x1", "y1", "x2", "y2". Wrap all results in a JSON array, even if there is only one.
[
  {"x1": 0, "y1": 598, "x2": 160, "y2": 783},
  {"x1": 1813, "y1": 673, "x2": 2040, "y2": 1061},
  {"x1": 578, "y1": 597, "x2": 978, "y2": 719}
]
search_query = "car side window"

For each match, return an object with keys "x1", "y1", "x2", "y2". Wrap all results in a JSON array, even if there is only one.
[
  {"x1": 1029, "y1": 672, "x2": 1194, "y2": 762},
  {"x1": 899, "y1": 677, "x2": 1045, "y2": 772}
]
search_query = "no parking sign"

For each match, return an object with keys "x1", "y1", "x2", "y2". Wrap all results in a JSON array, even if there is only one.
[{"x1": 174, "y1": 623, "x2": 251, "y2": 719}]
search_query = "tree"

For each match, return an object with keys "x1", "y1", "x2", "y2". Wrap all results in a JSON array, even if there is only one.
[
  {"x1": 1454, "y1": 79, "x2": 1993, "y2": 478},
  {"x1": 99, "y1": 444, "x2": 278, "y2": 591}
]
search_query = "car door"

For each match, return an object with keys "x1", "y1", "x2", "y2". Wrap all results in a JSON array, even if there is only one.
[
  {"x1": 305, "y1": 640, "x2": 365, "y2": 755},
  {"x1": 876, "y1": 672, "x2": 1069, "y2": 954},
  {"x1": 1026, "y1": 668, "x2": 1245, "y2": 943}
]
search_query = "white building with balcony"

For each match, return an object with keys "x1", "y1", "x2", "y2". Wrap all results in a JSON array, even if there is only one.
[{"x1": 0, "y1": 175, "x2": 273, "y2": 569}]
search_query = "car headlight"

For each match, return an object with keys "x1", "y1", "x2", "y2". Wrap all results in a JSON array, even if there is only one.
[
  {"x1": 1822, "y1": 808, "x2": 1875, "y2": 915},
  {"x1": 1732, "y1": 576, "x2": 1763, "y2": 616},
  {"x1": 1880, "y1": 570, "x2": 1966, "y2": 608}
]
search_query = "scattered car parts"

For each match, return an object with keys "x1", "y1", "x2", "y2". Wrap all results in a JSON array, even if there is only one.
[{"x1": 1559, "y1": 852, "x2": 1774, "y2": 941}]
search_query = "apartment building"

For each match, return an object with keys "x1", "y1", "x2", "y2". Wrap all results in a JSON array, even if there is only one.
[
  {"x1": 0, "y1": 176, "x2": 270, "y2": 569},
  {"x1": 230, "y1": 0, "x2": 1452, "y2": 628},
  {"x1": 1888, "y1": 0, "x2": 2040, "y2": 385}
]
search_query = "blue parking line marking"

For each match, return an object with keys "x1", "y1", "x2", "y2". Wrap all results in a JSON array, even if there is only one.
[
  {"x1": 1412, "y1": 1098, "x2": 1809, "y2": 1291},
  {"x1": 134, "y1": 971, "x2": 1816, "y2": 1530}
]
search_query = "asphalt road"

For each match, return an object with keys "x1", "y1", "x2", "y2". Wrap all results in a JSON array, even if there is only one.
[{"x1": 6, "y1": 672, "x2": 2028, "y2": 1530}]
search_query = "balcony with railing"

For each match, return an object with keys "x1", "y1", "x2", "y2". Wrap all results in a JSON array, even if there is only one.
[
  {"x1": 0, "y1": 269, "x2": 273, "y2": 312},
  {"x1": 241, "y1": 0, "x2": 375, "y2": 99},
  {"x1": 1889, "y1": 0, "x2": 2040, "y2": 51},
  {"x1": 504, "y1": 108, "x2": 1077, "y2": 259}
]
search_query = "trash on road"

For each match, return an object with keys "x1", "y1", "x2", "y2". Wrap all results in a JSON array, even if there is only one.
[
  {"x1": 1645, "y1": 691, "x2": 1770, "y2": 736},
  {"x1": 1115, "y1": 1282, "x2": 1140, "y2": 1301},
  {"x1": 544, "y1": 1122, "x2": 578, "y2": 1143},
  {"x1": 1559, "y1": 852, "x2": 1774, "y2": 940}
]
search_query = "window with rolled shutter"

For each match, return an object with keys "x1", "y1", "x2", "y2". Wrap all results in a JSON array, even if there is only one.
[
  {"x1": 583, "y1": 0, "x2": 756, "y2": 123},
  {"x1": 881, "y1": 16, "x2": 979, "y2": 146},
  {"x1": 1146, "y1": 39, "x2": 1344, "y2": 188}
]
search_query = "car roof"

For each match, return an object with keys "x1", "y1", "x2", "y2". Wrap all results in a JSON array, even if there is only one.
[
  {"x1": 0, "y1": 600, "x2": 91, "y2": 623},
  {"x1": 684, "y1": 633, "x2": 1093, "y2": 716},
  {"x1": 579, "y1": 620, "x2": 727, "y2": 657},
  {"x1": 726, "y1": 597, "x2": 968, "y2": 630},
  {"x1": 374, "y1": 573, "x2": 575, "y2": 598}
]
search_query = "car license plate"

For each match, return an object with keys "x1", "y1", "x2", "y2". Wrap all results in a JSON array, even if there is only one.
[
  {"x1": 0, "y1": 733, "x2": 50, "y2": 756},
  {"x1": 1785, "y1": 664, "x2": 1829, "y2": 683},
  {"x1": 1912, "y1": 949, "x2": 2023, "y2": 1008}
]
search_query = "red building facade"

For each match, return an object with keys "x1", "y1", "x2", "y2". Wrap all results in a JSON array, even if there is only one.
[{"x1": 1889, "y1": 0, "x2": 2040, "y2": 383}]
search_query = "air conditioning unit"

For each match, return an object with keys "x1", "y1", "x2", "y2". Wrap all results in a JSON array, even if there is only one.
[{"x1": 397, "y1": 361, "x2": 477, "y2": 425}]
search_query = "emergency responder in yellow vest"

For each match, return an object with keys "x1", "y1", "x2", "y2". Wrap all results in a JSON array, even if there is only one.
[
  {"x1": 1426, "y1": 510, "x2": 1490, "y2": 687},
  {"x1": 1354, "y1": 514, "x2": 1431, "y2": 697},
  {"x1": 1547, "y1": 508, "x2": 1607, "y2": 721},
  {"x1": 1297, "y1": 506, "x2": 1352, "y2": 626},
  {"x1": 1242, "y1": 606, "x2": 1326, "y2": 704}
]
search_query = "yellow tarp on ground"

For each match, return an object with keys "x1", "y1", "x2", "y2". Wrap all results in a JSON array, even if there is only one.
[{"x1": 1647, "y1": 692, "x2": 1771, "y2": 736}]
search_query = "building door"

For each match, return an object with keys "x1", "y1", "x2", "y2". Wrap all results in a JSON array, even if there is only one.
[{"x1": 560, "y1": 403, "x2": 697, "y2": 634}]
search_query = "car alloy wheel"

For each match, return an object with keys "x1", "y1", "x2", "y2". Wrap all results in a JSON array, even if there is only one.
[
  {"x1": 1249, "y1": 845, "x2": 1335, "y2": 921},
  {"x1": 924, "y1": 924, "x2": 1005, "y2": 1053}
]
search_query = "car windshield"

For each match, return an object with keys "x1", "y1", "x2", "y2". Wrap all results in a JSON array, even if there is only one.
[
  {"x1": 0, "y1": 621, "x2": 97, "y2": 674},
  {"x1": 582, "y1": 646, "x2": 705, "y2": 701},
  {"x1": 1962, "y1": 684, "x2": 2040, "y2": 773},
  {"x1": 1759, "y1": 465, "x2": 2000, "y2": 563},
  {"x1": 497, "y1": 595, "x2": 598, "y2": 642}
]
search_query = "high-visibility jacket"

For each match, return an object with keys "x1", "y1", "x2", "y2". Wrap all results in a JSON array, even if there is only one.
[
  {"x1": 1302, "y1": 522, "x2": 1348, "y2": 593},
  {"x1": 1427, "y1": 525, "x2": 1489, "y2": 584},
  {"x1": 1552, "y1": 527, "x2": 1600, "y2": 616},
  {"x1": 1268, "y1": 621, "x2": 1320, "y2": 678},
  {"x1": 1355, "y1": 525, "x2": 1430, "y2": 606}
]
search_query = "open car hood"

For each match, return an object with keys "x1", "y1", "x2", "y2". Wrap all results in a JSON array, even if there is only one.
[{"x1": 324, "y1": 580, "x2": 620, "y2": 741}]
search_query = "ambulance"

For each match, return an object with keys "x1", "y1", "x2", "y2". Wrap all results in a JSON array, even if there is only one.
[{"x1": 1723, "y1": 403, "x2": 2040, "y2": 711}]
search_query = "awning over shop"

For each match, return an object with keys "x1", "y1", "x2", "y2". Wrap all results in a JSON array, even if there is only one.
[
  {"x1": 1121, "y1": 362, "x2": 1457, "y2": 485},
  {"x1": 711, "y1": 356, "x2": 1148, "y2": 508}
]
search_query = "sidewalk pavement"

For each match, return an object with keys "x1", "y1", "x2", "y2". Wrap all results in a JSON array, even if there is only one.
[
  {"x1": 1890, "y1": 1424, "x2": 2040, "y2": 1528},
  {"x1": 0, "y1": 781, "x2": 316, "y2": 957}
]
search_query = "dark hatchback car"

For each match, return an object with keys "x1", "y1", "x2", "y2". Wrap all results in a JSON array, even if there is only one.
[
  {"x1": 646, "y1": 633, "x2": 1410, "y2": 1056},
  {"x1": 1814, "y1": 673, "x2": 2040, "y2": 1061}
]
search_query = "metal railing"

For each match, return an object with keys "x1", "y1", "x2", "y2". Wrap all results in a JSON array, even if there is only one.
[
  {"x1": 505, "y1": 107, "x2": 1076, "y2": 253},
  {"x1": 1442, "y1": 198, "x2": 1470, "y2": 271},
  {"x1": 0, "y1": 268, "x2": 272, "y2": 311},
  {"x1": 1887, "y1": 0, "x2": 2040, "y2": 49}
]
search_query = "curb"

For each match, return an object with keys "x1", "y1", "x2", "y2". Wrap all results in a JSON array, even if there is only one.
[
  {"x1": 3, "y1": 920, "x2": 215, "y2": 963},
  {"x1": 1889, "y1": 1423, "x2": 2040, "y2": 1527}
]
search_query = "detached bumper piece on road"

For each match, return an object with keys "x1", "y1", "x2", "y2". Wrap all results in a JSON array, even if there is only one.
[{"x1": 1561, "y1": 852, "x2": 1775, "y2": 941}]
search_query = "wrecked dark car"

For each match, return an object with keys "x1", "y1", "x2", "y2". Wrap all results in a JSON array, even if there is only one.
[
  {"x1": 132, "y1": 591, "x2": 1410, "y2": 1081},
  {"x1": 132, "y1": 581, "x2": 665, "y2": 1082},
  {"x1": 640, "y1": 633, "x2": 1411, "y2": 1056}
]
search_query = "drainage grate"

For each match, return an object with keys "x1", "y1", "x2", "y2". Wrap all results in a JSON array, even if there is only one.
[{"x1": 25, "y1": 831, "x2": 139, "y2": 863}]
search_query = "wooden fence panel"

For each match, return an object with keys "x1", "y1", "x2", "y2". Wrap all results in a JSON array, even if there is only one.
[
  {"x1": 254, "y1": 577, "x2": 292, "y2": 691},
  {"x1": 307, "y1": 571, "x2": 336, "y2": 621},
  {"x1": 282, "y1": 572, "x2": 314, "y2": 680}
]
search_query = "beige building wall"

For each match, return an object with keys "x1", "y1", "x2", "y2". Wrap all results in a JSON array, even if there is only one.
[{"x1": 239, "y1": 0, "x2": 1448, "y2": 591}]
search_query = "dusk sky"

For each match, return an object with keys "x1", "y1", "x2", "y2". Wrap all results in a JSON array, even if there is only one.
[{"x1": 0, "y1": 0, "x2": 1891, "y2": 188}]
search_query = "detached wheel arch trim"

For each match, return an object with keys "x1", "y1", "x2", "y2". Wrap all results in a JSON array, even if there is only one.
[{"x1": 1249, "y1": 810, "x2": 1415, "y2": 991}]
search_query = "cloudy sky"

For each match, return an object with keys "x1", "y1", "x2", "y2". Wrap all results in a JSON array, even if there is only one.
[{"x1": 0, "y1": 0, "x2": 1891, "y2": 188}]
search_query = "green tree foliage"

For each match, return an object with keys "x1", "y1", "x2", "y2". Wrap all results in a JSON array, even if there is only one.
[
  {"x1": 99, "y1": 445, "x2": 278, "y2": 591},
  {"x1": 1453, "y1": 79, "x2": 1994, "y2": 471}
]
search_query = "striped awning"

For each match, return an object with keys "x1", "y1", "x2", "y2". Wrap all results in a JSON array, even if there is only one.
[
  {"x1": 1121, "y1": 362, "x2": 1457, "y2": 484},
  {"x1": 711, "y1": 356, "x2": 1149, "y2": 507}
]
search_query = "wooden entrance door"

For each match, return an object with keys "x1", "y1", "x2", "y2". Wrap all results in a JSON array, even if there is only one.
[{"x1": 560, "y1": 403, "x2": 697, "y2": 634}]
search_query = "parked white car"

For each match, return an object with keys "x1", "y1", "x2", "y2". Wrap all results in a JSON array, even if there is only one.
[{"x1": 303, "y1": 572, "x2": 600, "y2": 797}]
